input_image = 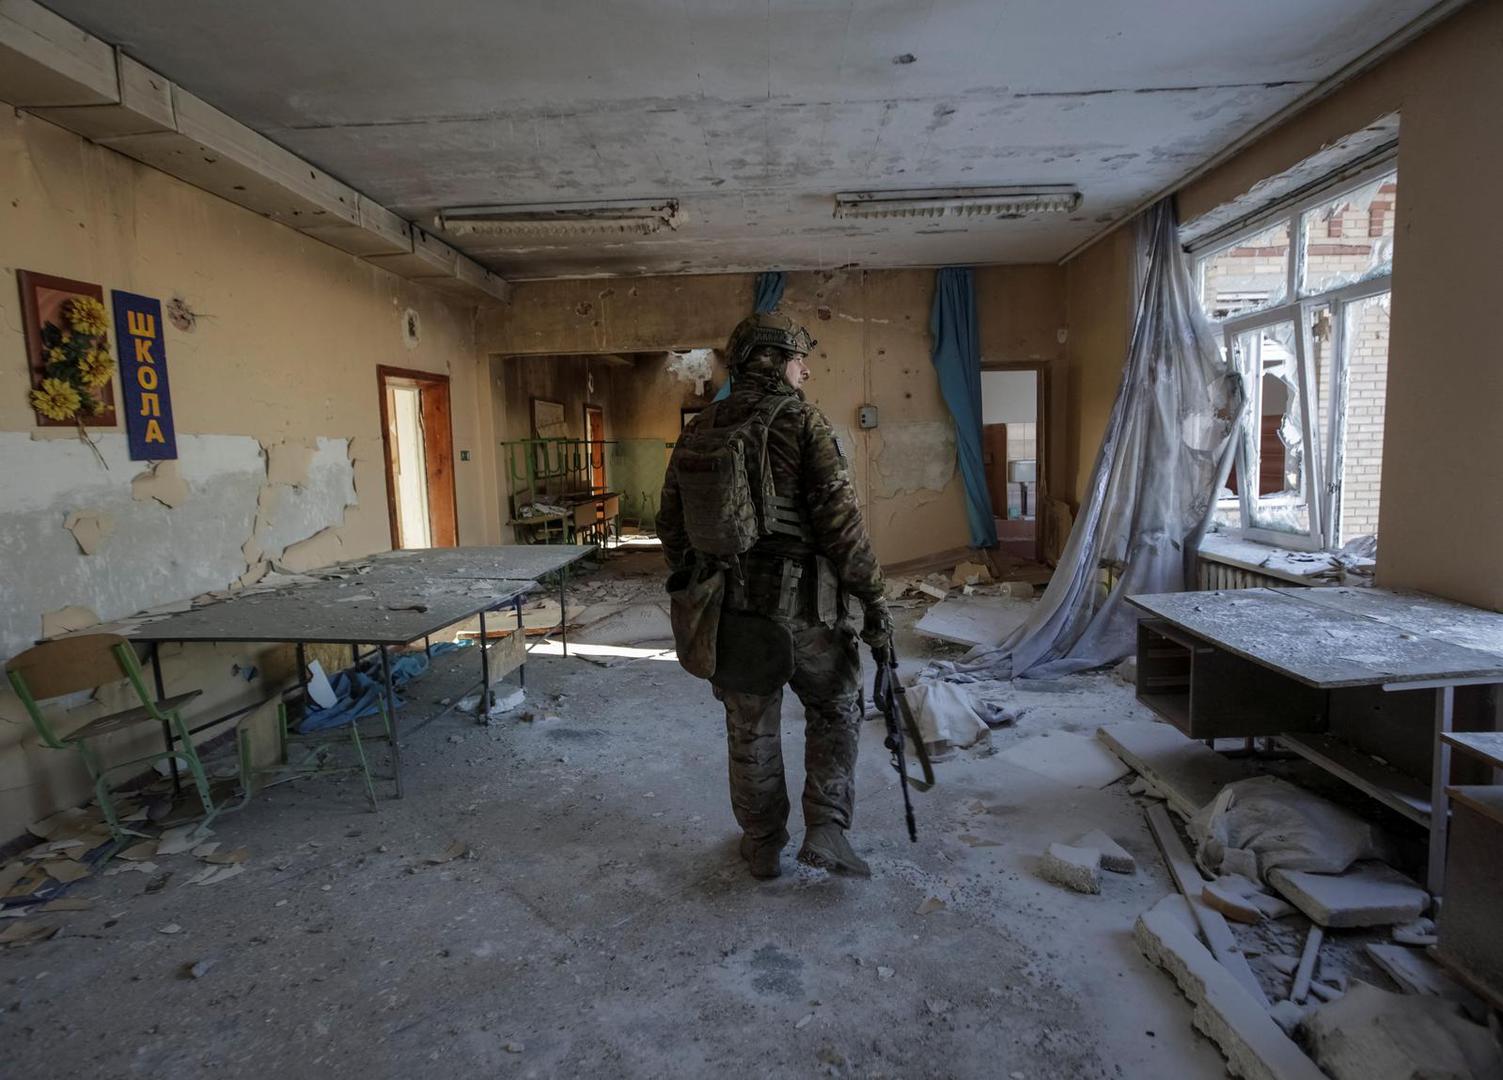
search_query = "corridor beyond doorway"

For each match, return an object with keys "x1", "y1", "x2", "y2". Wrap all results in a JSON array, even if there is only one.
[{"x1": 980, "y1": 368, "x2": 1041, "y2": 562}]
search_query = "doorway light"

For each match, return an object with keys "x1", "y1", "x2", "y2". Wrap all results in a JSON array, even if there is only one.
[
  {"x1": 833, "y1": 185, "x2": 1080, "y2": 220},
  {"x1": 435, "y1": 199, "x2": 682, "y2": 238}
]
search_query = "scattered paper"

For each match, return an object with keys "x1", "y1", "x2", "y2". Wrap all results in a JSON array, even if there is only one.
[
  {"x1": 156, "y1": 825, "x2": 206, "y2": 856},
  {"x1": 105, "y1": 860, "x2": 159, "y2": 877},
  {"x1": 306, "y1": 660, "x2": 338, "y2": 709},
  {"x1": 204, "y1": 848, "x2": 249, "y2": 866},
  {"x1": 41, "y1": 860, "x2": 91, "y2": 884},
  {"x1": 186, "y1": 864, "x2": 245, "y2": 887},
  {"x1": 191, "y1": 842, "x2": 221, "y2": 858},
  {"x1": 39, "y1": 897, "x2": 93, "y2": 912},
  {"x1": 915, "y1": 897, "x2": 947, "y2": 915},
  {"x1": 427, "y1": 841, "x2": 469, "y2": 865},
  {"x1": 0, "y1": 921, "x2": 58, "y2": 946},
  {"x1": 158, "y1": 923, "x2": 183, "y2": 934},
  {"x1": 118, "y1": 841, "x2": 158, "y2": 861}
]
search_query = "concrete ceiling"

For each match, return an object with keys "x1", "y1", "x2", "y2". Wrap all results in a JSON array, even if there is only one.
[{"x1": 47, "y1": 0, "x2": 1439, "y2": 279}]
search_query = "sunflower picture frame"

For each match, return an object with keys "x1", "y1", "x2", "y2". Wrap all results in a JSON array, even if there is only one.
[{"x1": 18, "y1": 270, "x2": 119, "y2": 428}]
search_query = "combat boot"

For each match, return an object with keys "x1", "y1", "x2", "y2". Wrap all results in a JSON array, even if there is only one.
[
  {"x1": 797, "y1": 824, "x2": 871, "y2": 877},
  {"x1": 739, "y1": 829, "x2": 789, "y2": 880}
]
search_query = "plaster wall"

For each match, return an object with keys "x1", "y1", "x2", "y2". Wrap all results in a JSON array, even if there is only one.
[
  {"x1": 0, "y1": 109, "x2": 499, "y2": 837},
  {"x1": 1176, "y1": 0, "x2": 1503, "y2": 610},
  {"x1": 483, "y1": 265, "x2": 1065, "y2": 565}
]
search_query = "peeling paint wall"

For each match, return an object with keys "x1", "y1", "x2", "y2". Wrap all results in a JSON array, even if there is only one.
[
  {"x1": 0, "y1": 108, "x2": 503, "y2": 837},
  {"x1": 483, "y1": 264, "x2": 1066, "y2": 565}
]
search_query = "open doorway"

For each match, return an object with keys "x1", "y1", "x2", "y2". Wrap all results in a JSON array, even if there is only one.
[
  {"x1": 378, "y1": 366, "x2": 458, "y2": 549},
  {"x1": 584, "y1": 404, "x2": 606, "y2": 494},
  {"x1": 980, "y1": 366, "x2": 1043, "y2": 562}
]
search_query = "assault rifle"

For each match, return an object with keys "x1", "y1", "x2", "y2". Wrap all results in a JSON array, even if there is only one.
[{"x1": 872, "y1": 650, "x2": 935, "y2": 842}]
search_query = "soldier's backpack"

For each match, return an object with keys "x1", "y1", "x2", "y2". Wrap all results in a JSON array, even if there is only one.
[{"x1": 672, "y1": 394, "x2": 796, "y2": 556}]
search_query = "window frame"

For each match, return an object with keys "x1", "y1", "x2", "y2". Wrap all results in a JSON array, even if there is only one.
[{"x1": 1191, "y1": 159, "x2": 1396, "y2": 551}]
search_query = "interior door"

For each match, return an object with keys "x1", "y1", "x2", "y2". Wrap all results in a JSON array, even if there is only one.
[
  {"x1": 378, "y1": 366, "x2": 459, "y2": 549},
  {"x1": 982, "y1": 422, "x2": 1009, "y2": 521},
  {"x1": 584, "y1": 405, "x2": 606, "y2": 494}
]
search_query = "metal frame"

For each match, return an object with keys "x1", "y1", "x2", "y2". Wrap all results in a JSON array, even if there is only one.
[{"x1": 1198, "y1": 159, "x2": 1398, "y2": 552}]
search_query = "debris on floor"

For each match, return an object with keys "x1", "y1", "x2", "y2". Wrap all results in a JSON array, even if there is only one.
[{"x1": 1039, "y1": 841, "x2": 1103, "y2": 894}]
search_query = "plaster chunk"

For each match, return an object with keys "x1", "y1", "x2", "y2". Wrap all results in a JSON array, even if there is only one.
[
  {"x1": 1074, "y1": 829, "x2": 1136, "y2": 874},
  {"x1": 1135, "y1": 895, "x2": 1326, "y2": 1080},
  {"x1": 1302, "y1": 981, "x2": 1502, "y2": 1080},
  {"x1": 63, "y1": 511, "x2": 114, "y2": 555},
  {"x1": 41, "y1": 606, "x2": 99, "y2": 639},
  {"x1": 1039, "y1": 842, "x2": 1101, "y2": 894},
  {"x1": 130, "y1": 460, "x2": 190, "y2": 508}
]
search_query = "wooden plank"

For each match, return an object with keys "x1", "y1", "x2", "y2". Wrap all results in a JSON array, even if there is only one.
[
  {"x1": 1446, "y1": 785, "x2": 1503, "y2": 830},
  {"x1": 1098, "y1": 721, "x2": 1253, "y2": 819},
  {"x1": 1145, "y1": 803, "x2": 1270, "y2": 1007},
  {"x1": 1290, "y1": 925, "x2": 1323, "y2": 1004},
  {"x1": 1278, "y1": 733, "x2": 1430, "y2": 825},
  {"x1": 1127, "y1": 590, "x2": 1503, "y2": 689},
  {"x1": 1441, "y1": 732, "x2": 1503, "y2": 772}
]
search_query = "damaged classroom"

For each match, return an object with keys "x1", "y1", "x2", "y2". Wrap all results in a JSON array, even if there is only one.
[{"x1": 1, "y1": 1, "x2": 1501, "y2": 1077}]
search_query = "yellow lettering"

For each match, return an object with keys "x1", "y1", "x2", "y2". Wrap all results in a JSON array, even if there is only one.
[
  {"x1": 133, "y1": 337, "x2": 155, "y2": 364},
  {"x1": 126, "y1": 311, "x2": 156, "y2": 338},
  {"x1": 137, "y1": 365, "x2": 158, "y2": 390},
  {"x1": 139, "y1": 392, "x2": 161, "y2": 418},
  {"x1": 144, "y1": 419, "x2": 165, "y2": 443}
]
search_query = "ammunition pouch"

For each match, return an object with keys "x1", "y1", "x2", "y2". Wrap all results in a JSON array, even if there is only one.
[
  {"x1": 666, "y1": 561, "x2": 724, "y2": 680},
  {"x1": 710, "y1": 610, "x2": 795, "y2": 696}
]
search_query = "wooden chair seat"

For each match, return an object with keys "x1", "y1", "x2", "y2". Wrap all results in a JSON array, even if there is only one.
[{"x1": 62, "y1": 689, "x2": 203, "y2": 743}]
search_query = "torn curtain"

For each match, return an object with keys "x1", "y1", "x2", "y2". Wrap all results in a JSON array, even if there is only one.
[
  {"x1": 930, "y1": 267, "x2": 999, "y2": 549},
  {"x1": 931, "y1": 201, "x2": 1242, "y2": 681}
]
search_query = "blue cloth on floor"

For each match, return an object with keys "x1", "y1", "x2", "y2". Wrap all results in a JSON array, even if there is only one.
[{"x1": 297, "y1": 640, "x2": 470, "y2": 733}]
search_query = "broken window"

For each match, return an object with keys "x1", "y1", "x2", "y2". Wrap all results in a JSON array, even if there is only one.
[{"x1": 1192, "y1": 162, "x2": 1396, "y2": 551}]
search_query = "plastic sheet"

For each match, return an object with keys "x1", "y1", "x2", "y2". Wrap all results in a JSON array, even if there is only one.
[{"x1": 927, "y1": 201, "x2": 1243, "y2": 681}]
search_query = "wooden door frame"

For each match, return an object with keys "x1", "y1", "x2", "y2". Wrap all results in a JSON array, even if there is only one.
[
  {"x1": 979, "y1": 361, "x2": 1048, "y2": 564},
  {"x1": 583, "y1": 403, "x2": 606, "y2": 494},
  {"x1": 377, "y1": 365, "x2": 459, "y2": 549}
]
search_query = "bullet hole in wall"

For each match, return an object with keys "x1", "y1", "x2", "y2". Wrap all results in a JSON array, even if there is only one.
[{"x1": 166, "y1": 296, "x2": 197, "y2": 332}]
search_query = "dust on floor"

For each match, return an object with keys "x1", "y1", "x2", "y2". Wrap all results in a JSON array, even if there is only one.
[{"x1": 0, "y1": 550, "x2": 1228, "y2": 1079}]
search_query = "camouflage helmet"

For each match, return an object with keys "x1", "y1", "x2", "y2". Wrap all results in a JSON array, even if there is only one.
[{"x1": 725, "y1": 312, "x2": 816, "y2": 369}]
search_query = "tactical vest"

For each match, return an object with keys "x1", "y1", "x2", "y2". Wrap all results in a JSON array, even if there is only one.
[{"x1": 672, "y1": 394, "x2": 810, "y2": 556}]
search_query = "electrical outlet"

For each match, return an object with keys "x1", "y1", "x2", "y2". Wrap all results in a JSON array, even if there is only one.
[{"x1": 857, "y1": 405, "x2": 879, "y2": 430}]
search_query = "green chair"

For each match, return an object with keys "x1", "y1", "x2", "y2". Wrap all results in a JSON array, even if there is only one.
[
  {"x1": 6, "y1": 633, "x2": 217, "y2": 840},
  {"x1": 234, "y1": 700, "x2": 391, "y2": 812}
]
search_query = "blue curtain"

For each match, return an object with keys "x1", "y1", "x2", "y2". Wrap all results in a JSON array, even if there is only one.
[
  {"x1": 930, "y1": 267, "x2": 998, "y2": 548},
  {"x1": 753, "y1": 271, "x2": 785, "y2": 315},
  {"x1": 714, "y1": 271, "x2": 787, "y2": 400}
]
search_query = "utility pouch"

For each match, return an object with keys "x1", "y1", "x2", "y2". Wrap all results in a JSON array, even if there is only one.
[
  {"x1": 666, "y1": 562, "x2": 724, "y2": 680},
  {"x1": 814, "y1": 556, "x2": 839, "y2": 626},
  {"x1": 711, "y1": 610, "x2": 795, "y2": 696}
]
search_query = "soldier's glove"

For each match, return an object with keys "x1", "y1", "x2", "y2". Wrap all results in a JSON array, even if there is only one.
[{"x1": 861, "y1": 601, "x2": 894, "y2": 665}]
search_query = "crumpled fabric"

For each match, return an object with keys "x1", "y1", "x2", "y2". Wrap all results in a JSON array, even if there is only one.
[
  {"x1": 905, "y1": 680, "x2": 1014, "y2": 753},
  {"x1": 1188, "y1": 775, "x2": 1391, "y2": 882},
  {"x1": 923, "y1": 200, "x2": 1243, "y2": 683},
  {"x1": 298, "y1": 641, "x2": 468, "y2": 732}
]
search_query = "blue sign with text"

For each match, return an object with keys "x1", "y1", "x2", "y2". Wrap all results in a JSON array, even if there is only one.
[{"x1": 111, "y1": 291, "x2": 177, "y2": 460}]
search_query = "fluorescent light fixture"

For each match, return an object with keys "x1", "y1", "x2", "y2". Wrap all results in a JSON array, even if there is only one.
[
  {"x1": 435, "y1": 199, "x2": 681, "y2": 238},
  {"x1": 833, "y1": 185, "x2": 1080, "y2": 220}
]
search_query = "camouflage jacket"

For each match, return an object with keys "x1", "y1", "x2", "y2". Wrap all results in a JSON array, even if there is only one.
[{"x1": 659, "y1": 358, "x2": 886, "y2": 610}]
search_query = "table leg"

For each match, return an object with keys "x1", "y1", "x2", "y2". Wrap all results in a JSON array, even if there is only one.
[
  {"x1": 151, "y1": 643, "x2": 182, "y2": 797},
  {"x1": 515, "y1": 597, "x2": 526, "y2": 690},
  {"x1": 1428, "y1": 684, "x2": 1454, "y2": 894},
  {"x1": 381, "y1": 645, "x2": 403, "y2": 798},
  {"x1": 479, "y1": 607, "x2": 492, "y2": 716},
  {"x1": 560, "y1": 564, "x2": 569, "y2": 658}
]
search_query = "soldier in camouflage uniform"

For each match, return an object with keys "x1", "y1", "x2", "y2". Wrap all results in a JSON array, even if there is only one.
[{"x1": 659, "y1": 313, "x2": 893, "y2": 879}]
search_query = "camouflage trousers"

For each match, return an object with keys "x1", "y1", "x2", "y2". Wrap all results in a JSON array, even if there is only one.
[{"x1": 716, "y1": 614, "x2": 863, "y2": 840}]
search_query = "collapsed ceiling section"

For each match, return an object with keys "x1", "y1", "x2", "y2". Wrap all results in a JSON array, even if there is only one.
[{"x1": 45, "y1": 0, "x2": 1444, "y2": 278}]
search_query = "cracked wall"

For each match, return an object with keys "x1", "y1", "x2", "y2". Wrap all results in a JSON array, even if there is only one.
[{"x1": 0, "y1": 107, "x2": 503, "y2": 837}]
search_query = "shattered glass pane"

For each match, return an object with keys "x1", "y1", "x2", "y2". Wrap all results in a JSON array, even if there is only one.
[
  {"x1": 1335, "y1": 292, "x2": 1390, "y2": 544},
  {"x1": 1232, "y1": 321, "x2": 1314, "y2": 537},
  {"x1": 1299, "y1": 171, "x2": 1397, "y2": 296},
  {"x1": 1198, "y1": 220, "x2": 1289, "y2": 321}
]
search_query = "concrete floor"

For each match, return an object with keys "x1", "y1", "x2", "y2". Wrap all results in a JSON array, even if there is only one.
[{"x1": 1, "y1": 553, "x2": 1230, "y2": 1079}]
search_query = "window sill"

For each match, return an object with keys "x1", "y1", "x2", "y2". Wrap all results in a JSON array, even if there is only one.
[{"x1": 1197, "y1": 531, "x2": 1374, "y2": 587}]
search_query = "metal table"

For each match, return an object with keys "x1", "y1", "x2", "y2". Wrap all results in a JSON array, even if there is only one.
[
  {"x1": 127, "y1": 545, "x2": 596, "y2": 796},
  {"x1": 1128, "y1": 586, "x2": 1503, "y2": 891}
]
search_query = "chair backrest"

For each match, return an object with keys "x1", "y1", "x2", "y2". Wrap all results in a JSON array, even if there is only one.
[
  {"x1": 6, "y1": 634, "x2": 131, "y2": 702},
  {"x1": 511, "y1": 486, "x2": 535, "y2": 517}
]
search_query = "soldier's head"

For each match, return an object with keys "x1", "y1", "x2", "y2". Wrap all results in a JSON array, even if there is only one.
[{"x1": 725, "y1": 313, "x2": 815, "y2": 390}]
